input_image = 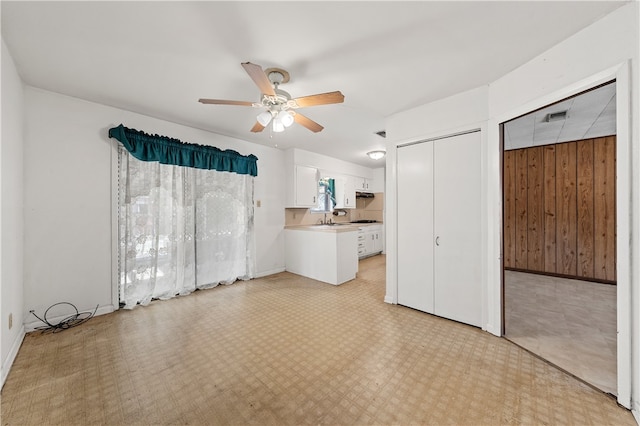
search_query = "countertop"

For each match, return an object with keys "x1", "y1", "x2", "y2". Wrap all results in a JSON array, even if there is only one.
[{"x1": 285, "y1": 223, "x2": 382, "y2": 233}]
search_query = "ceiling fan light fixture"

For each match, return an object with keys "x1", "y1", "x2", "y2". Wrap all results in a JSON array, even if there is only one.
[
  {"x1": 367, "y1": 150, "x2": 386, "y2": 160},
  {"x1": 278, "y1": 110, "x2": 294, "y2": 127},
  {"x1": 257, "y1": 110, "x2": 273, "y2": 127},
  {"x1": 272, "y1": 118, "x2": 285, "y2": 133}
]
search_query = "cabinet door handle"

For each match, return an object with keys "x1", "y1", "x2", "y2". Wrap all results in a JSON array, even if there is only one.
[
  {"x1": 313, "y1": 196, "x2": 316, "y2": 203},
  {"x1": 435, "y1": 236, "x2": 440, "y2": 246}
]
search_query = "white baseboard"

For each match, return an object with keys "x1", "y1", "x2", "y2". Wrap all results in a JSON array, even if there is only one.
[
  {"x1": 632, "y1": 408, "x2": 639, "y2": 425},
  {"x1": 484, "y1": 323, "x2": 501, "y2": 337},
  {"x1": 384, "y1": 294, "x2": 395, "y2": 304},
  {"x1": 1, "y1": 325, "x2": 26, "y2": 389},
  {"x1": 254, "y1": 267, "x2": 286, "y2": 278},
  {"x1": 24, "y1": 304, "x2": 116, "y2": 333}
]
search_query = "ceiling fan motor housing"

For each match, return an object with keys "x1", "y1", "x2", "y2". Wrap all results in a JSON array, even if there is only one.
[{"x1": 262, "y1": 88, "x2": 294, "y2": 113}]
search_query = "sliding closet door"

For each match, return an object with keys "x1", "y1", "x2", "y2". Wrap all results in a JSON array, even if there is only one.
[
  {"x1": 433, "y1": 131, "x2": 482, "y2": 327},
  {"x1": 397, "y1": 142, "x2": 435, "y2": 313}
]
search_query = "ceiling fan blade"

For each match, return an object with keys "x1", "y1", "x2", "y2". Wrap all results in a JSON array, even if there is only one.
[
  {"x1": 291, "y1": 91, "x2": 344, "y2": 108},
  {"x1": 199, "y1": 98, "x2": 254, "y2": 106},
  {"x1": 293, "y1": 112, "x2": 324, "y2": 133},
  {"x1": 250, "y1": 122, "x2": 265, "y2": 133},
  {"x1": 241, "y1": 62, "x2": 276, "y2": 96}
]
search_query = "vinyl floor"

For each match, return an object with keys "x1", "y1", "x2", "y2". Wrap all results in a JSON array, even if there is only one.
[
  {"x1": 504, "y1": 270, "x2": 617, "y2": 396},
  {"x1": 1, "y1": 256, "x2": 634, "y2": 425}
]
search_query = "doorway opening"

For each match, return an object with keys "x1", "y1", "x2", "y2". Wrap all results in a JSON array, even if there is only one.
[{"x1": 501, "y1": 81, "x2": 617, "y2": 395}]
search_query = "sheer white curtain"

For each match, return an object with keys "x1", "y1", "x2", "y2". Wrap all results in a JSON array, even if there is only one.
[{"x1": 118, "y1": 147, "x2": 255, "y2": 309}]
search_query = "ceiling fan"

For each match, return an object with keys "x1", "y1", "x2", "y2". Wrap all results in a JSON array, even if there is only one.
[{"x1": 199, "y1": 62, "x2": 345, "y2": 133}]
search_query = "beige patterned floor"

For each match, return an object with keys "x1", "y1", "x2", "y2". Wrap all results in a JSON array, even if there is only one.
[
  {"x1": 1, "y1": 255, "x2": 634, "y2": 425},
  {"x1": 504, "y1": 270, "x2": 617, "y2": 395}
]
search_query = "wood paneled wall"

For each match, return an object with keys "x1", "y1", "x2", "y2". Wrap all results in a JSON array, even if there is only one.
[{"x1": 503, "y1": 136, "x2": 616, "y2": 283}]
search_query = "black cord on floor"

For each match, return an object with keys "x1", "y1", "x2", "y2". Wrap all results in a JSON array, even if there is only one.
[{"x1": 29, "y1": 302, "x2": 99, "y2": 334}]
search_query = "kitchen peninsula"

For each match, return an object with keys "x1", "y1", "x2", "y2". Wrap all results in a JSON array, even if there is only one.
[{"x1": 284, "y1": 224, "x2": 358, "y2": 285}]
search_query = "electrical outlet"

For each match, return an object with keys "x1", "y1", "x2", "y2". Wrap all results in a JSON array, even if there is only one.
[{"x1": 8, "y1": 313, "x2": 13, "y2": 330}]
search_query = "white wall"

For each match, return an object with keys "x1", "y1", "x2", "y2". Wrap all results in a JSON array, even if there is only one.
[
  {"x1": 1, "y1": 39, "x2": 26, "y2": 386},
  {"x1": 370, "y1": 167, "x2": 385, "y2": 193},
  {"x1": 385, "y1": 85, "x2": 489, "y2": 310},
  {"x1": 386, "y1": 1, "x2": 639, "y2": 412},
  {"x1": 287, "y1": 148, "x2": 374, "y2": 179},
  {"x1": 487, "y1": 2, "x2": 639, "y2": 411},
  {"x1": 23, "y1": 88, "x2": 286, "y2": 327}
]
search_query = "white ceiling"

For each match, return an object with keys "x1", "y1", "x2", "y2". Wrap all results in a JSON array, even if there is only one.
[
  {"x1": 504, "y1": 82, "x2": 616, "y2": 150},
  {"x1": 1, "y1": 1, "x2": 627, "y2": 167}
]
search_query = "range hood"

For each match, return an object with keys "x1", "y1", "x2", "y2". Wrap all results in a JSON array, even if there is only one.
[{"x1": 356, "y1": 191, "x2": 374, "y2": 198}]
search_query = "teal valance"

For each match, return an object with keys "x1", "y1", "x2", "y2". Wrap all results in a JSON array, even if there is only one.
[{"x1": 108, "y1": 124, "x2": 258, "y2": 176}]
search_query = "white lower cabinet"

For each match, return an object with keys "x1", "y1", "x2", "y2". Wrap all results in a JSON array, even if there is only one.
[
  {"x1": 373, "y1": 229, "x2": 383, "y2": 252},
  {"x1": 397, "y1": 131, "x2": 481, "y2": 327},
  {"x1": 357, "y1": 231, "x2": 366, "y2": 258},
  {"x1": 358, "y1": 224, "x2": 383, "y2": 259},
  {"x1": 285, "y1": 228, "x2": 358, "y2": 285},
  {"x1": 365, "y1": 231, "x2": 375, "y2": 254}
]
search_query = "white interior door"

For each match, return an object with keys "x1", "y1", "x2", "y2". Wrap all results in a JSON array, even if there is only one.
[
  {"x1": 397, "y1": 142, "x2": 434, "y2": 313},
  {"x1": 433, "y1": 131, "x2": 482, "y2": 326}
]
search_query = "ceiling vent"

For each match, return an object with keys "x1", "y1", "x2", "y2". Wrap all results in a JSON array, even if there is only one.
[
  {"x1": 544, "y1": 110, "x2": 568, "y2": 122},
  {"x1": 375, "y1": 130, "x2": 386, "y2": 138}
]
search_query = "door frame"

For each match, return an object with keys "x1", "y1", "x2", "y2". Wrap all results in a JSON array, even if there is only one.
[{"x1": 488, "y1": 62, "x2": 632, "y2": 408}]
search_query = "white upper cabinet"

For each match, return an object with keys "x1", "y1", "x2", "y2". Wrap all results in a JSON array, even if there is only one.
[
  {"x1": 323, "y1": 174, "x2": 356, "y2": 209},
  {"x1": 284, "y1": 148, "x2": 380, "y2": 208},
  {"x1": 288, "y1": 165, "x2": 318, "y2": 208},
  {"x1": 342, "y1": 176, "x2": 356, "y2": 208},
  {"x1": 354, "y1": 177, "x2": 372, "y2": 192},
  {"x1": 333, "y1": 176, "x2": 346, "y2": 209}
]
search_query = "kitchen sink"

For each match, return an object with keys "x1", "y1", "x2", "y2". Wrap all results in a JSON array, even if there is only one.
[{"x1": 311, "y1": 223, "x2": 352, "y2": 228}]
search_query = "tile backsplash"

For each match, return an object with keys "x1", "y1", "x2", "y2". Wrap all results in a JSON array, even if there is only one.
[{"x1": 285, "y1": 193, "x2": 384, "y2": 226}]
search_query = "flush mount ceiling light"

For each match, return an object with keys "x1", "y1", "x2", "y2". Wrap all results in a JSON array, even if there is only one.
[{"x1": 367, "y1": 150, "x2": 386, "y2": 160}]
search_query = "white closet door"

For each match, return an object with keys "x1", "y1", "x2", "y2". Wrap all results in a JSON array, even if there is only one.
[
  {"x1": 397, "y1": 142, "x2": 434, "y2": 313},
  {"x1": 433, "y1": 131, "x2": 482, "y2": 327}
]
